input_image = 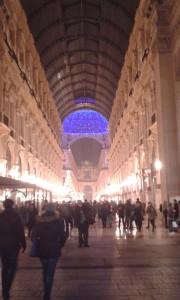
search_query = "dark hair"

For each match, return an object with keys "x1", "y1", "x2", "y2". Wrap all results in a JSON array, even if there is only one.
[{"x1": 4, "y1": 198, "x2": 14, "y2": 209}]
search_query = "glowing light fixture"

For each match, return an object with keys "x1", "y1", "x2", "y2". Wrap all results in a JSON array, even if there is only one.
[{"x1": 154, "y1": 159, "x2": 162, "y2": 171}]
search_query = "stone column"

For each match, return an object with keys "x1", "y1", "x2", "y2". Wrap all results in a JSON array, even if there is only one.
[
  {"x1": 154, "y1": 22, "x2": 180, "y2": 201},
  {"x1": 175, "y1": 81, "x2": 180, "y2": 164}
]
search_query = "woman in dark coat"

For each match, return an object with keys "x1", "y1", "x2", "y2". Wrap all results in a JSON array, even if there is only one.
[{"x1": 32, "y1": 203, "x2": 66, "y2": 300}]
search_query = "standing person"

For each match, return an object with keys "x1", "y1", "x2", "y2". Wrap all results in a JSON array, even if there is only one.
[
  {"x1": 146, "y1": 202, "x2": 157, "y2": 232},
  {"x1": 173, "y1": 199, "x2": 179, "y2": 221},
  {"x1": 134, "y1": 199, "x2": 144, "y2": 232},
  {"x1": 107, "y1": 207, "x2": 114, "y2": 228},
  {"x1": 27, "y1": 202, "x2": 38, "y2": 238},
  {"x1": 100, "y1": 201, "x2": 110, "y2": 228},
  {"x1": 124, "y1": 199, "x2": 133, "y2": 230},
  {"x1": 0, "y1": 199, "x2": 26, "y2": 300},
  {"x1": 32, "y1": 203, "x2": 66, "y2": 300},
  {"x1": 117, "y1": 201, "x2": 125, "y2": 228},
  {"x1": 75, "y1": 200, "x2": 93, "y2": 247},
  {"x1": 162, "y1": 202, "x2": 168, "y2": 228},
  {"x1": 61, "y1": 202, "x2": 73, "y2": 238},
  {"x1": 167, "y1": 202, "x2": 175, "y2": 231}
]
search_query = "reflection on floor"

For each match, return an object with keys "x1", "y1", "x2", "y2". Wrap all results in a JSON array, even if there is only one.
[{"x1": 1, "y1": 217, "x2": 180, "y2": 300}]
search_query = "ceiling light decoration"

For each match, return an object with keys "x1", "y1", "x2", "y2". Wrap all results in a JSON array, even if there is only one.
[{"x1": 63, "y1": 109, "x2": 108, "y2": 135}]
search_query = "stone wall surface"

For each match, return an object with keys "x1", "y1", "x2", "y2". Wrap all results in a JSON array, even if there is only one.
[
  {"x1": 0, "y1": 0, "x2": 64, "y2": 188},
  {"x1": 109, "y1": 0, "x2": 180, "y2": 205}
]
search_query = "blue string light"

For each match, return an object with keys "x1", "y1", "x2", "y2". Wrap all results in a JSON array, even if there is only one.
[{"x1": 63, "y1": 109, "x2": 108, "y2": 135}]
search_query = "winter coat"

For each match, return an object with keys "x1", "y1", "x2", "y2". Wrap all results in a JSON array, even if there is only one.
[
  {"x1": 117, "y1": 204, "x2": 124, "y2": 217},
  {"x1": 146, "y1": 205, "x2": 157, "y2": 220},
  {"x1": 0, "y1": 208, "x2": 26, "y2": 254},
  {"x1": 34, "y1": 212, "x2": 66, "y2": 258},
  {"x1": 100, "y1": 204, "x2": 110, "y2": 219},
  {"x1": 134, "y1": 205, "x2": 144, "y2": 221}
]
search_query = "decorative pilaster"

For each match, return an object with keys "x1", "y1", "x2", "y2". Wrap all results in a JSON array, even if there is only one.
[{"x1": 154, "y1": 3, "x2": 180, "y2": 201}]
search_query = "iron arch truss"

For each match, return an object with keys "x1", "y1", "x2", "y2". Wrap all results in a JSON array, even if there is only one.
[{"x1": 21, "y1": 0, "x2": 139, "y2": 120}]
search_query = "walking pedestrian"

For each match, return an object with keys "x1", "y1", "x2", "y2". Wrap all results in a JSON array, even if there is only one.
[
  {"x1": 75, "y1": 200, "x2": 94, "y2": 247},
  {"x1": 167, "y1": 202, "x2": 176, "y2": 232},
  {"x1": 146, "y1": 202, "x2": 157, "y2": 232},
  {"x1": 100, "y1": 201, "x2": 110, "y2": 228},
  {"x1": 117, "y1": 201, "x2": 125, "y2": 228},
  {"x1": 27, "y1": 202, "x2": 38, "y2": 237},
  {"x1": 0, "y1": 199, "x2": 26, "y2": 300},
  {"x1": 134, "y1": 199, "x2": 144, "y2": 232},
  {"x1": 162, "y1": 201, "x2": 168, "y2": 228},
  {"x1": 32, "y1": 203, "x2": 66, "y2": 300}
]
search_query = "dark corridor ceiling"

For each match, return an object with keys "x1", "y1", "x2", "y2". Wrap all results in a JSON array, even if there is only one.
[{"x1": 21, "y1": 0, "x2": 139, "y2": 120}]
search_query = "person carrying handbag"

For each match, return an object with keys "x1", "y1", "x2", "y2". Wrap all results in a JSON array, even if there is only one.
[{"x1": 31, "y1": 203, "x2": 66, "y2": 300}]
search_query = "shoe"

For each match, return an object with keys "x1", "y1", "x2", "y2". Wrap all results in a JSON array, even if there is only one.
[
  {"x1": 85, "y1": 244, "x2": 89, "y2": 247},
  {"x1": 78, "y1": 244, "x2": 82, "y2": 248}
]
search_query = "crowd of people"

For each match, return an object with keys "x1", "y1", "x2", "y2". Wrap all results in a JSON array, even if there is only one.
[
  {"x1": 160, "y1": 199, "x2": 180, "y2": 231},
  {"x1": 0, "y1": 197, "x2": 179, "y2": 300},
  {"x1": 0, "y1": 198, "x2": 95, "y2": 300}
]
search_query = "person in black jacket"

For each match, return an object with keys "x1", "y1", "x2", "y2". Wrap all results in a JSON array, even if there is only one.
[
  {"x1": 74, "y1": 200, "x2": 94, "y2": 248},
  {"x1": 33, "y1": 203, "x2": 66, "y2": 300},
  {"x1": 0, "y1": 198, "x2": 26, "y2": 300}
]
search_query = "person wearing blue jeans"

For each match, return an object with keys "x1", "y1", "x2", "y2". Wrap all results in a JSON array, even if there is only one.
[
  {"x1": 32, "y1": 203, "x2": 66, "y2": 300},
  {"x1": 40, "y1": 258, "x2": 58, "y2": 300},
  {"x1": 1, "y1": 252, "x2": 18, "y2": 300}
]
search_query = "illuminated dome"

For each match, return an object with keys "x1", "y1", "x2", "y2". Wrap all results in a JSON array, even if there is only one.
[{"x1": 63, "y1": 110, "x2": 108, "y2": 135}]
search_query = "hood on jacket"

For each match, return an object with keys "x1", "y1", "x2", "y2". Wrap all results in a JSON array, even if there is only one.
[{"x1": 36, "y1": 212, "x2": 60, "y2": 223}]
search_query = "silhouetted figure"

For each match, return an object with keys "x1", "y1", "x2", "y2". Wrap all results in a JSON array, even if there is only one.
[
  {"x1": 0, "y1": 199, "x2": 26, "y2": 300},
  {"x1": 134, "y1": 199, "x2": 143, "y2": 232},
  {"x1": 117, "y1": 201, "x2": 125, "y2": 228},
  {"x1": 75, "y1": 200, "x2": 93, "y2": 247},
  {"x1": 162, "y1": 202, "x2": 168, "y2": 228},
  {"x1": 124, "y1": 199, "x2": 134, "y2": 230},
  {"x1": 173, "y1": 199, "x2": 179, "y2": 220},
  {"x1": 146, "y1": 202, "x2": 157, "y2": 232},
  {"x1": 167, "y1": 203, "x2": 176, "y2": 232},
  {"x1": 100, "y1": 202, "x2": 110, "y2": 228},
  {"x1": 32, "y1": 203, "x2": 66, "y2": 300},
  {"x1": 27, "y1": 203, "x2": 38, "y2": 237},
  {"x1": 61, "y1": 202, "x2": 73, "y2": 238}
]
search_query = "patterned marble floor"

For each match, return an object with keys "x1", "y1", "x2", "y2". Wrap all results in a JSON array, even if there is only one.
[{"x1": 1, "y1": 218, "x2": 180, "y2": 300}]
